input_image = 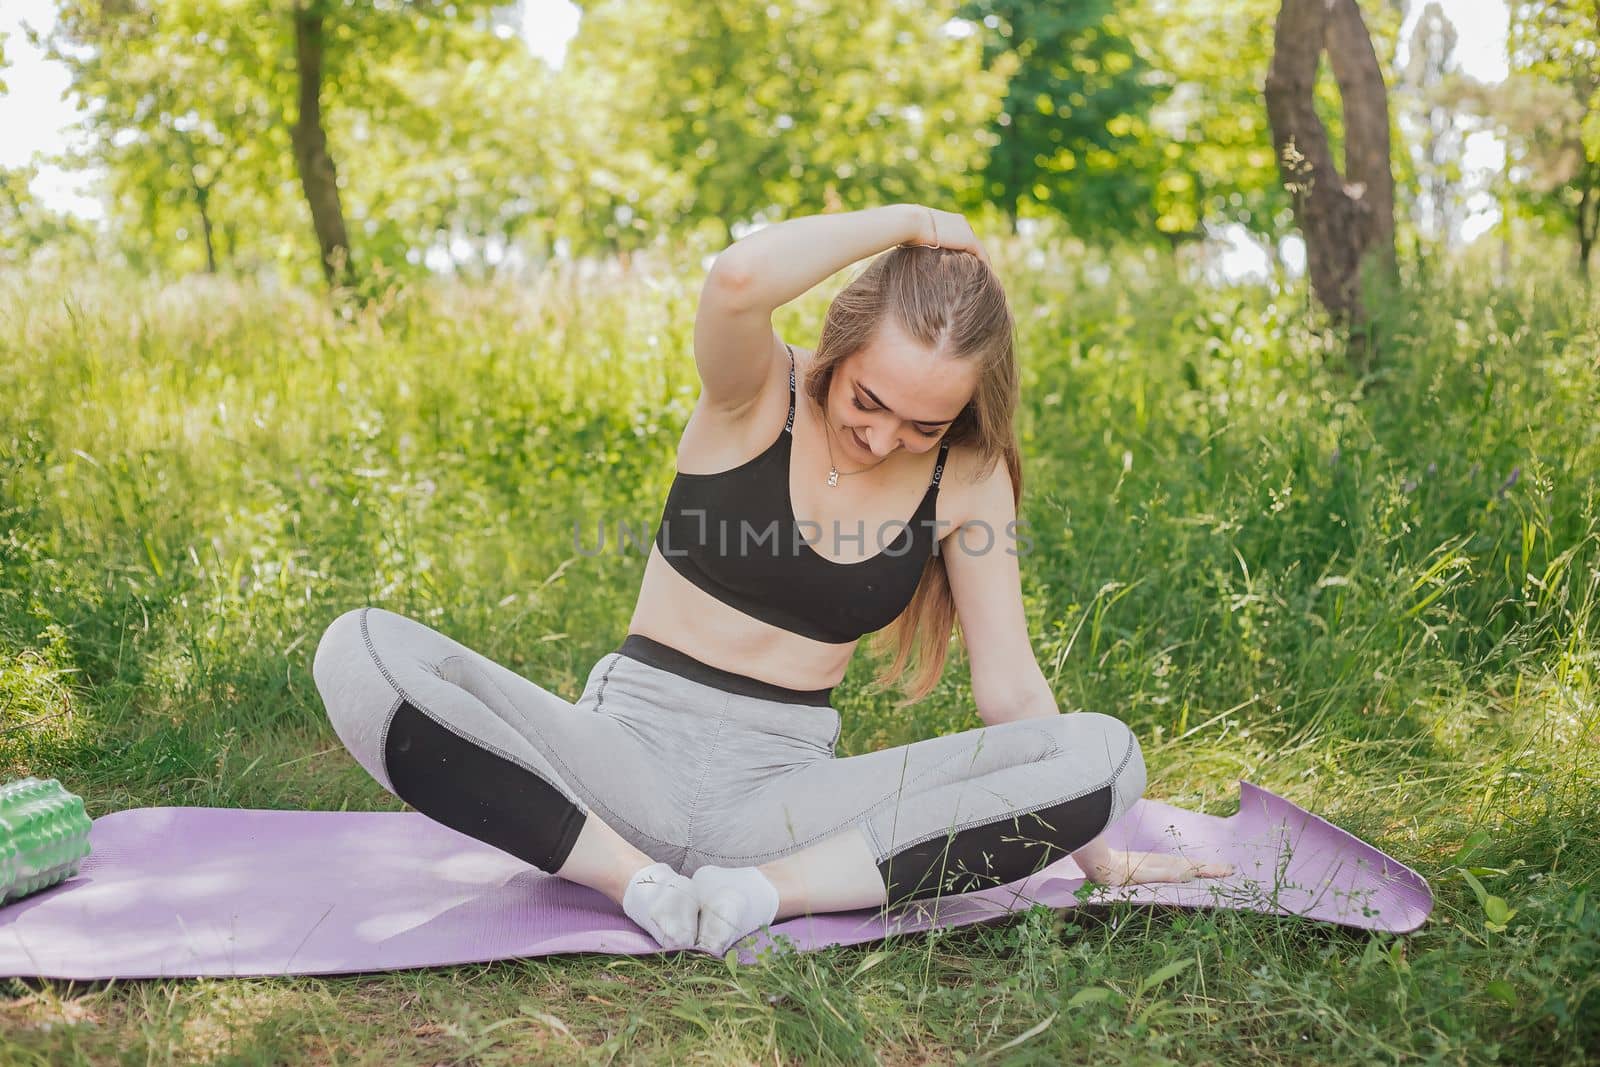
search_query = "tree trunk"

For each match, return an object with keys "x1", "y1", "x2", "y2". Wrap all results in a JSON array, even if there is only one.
[
  {"x1": 194, "y1": 182, "x2": 217, "y2": 274},
  {"x1": 176, "y1": 132, "x2": 218, "y2": 274},
  {"x1": 1265, "y1": 0, "x2": 1397, "y2": 373},
  {"x1": 290, "y1": 1, "x2": 354, "y2": 291},
  {"x1": 1577, "y1": 159, "x2": 1596, "y2": 284}
]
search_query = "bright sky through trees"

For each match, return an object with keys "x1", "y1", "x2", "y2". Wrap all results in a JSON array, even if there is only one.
[
  {"x1": 1, "y1": 0, "x2": 1511, "y2": 277},
  {"x1": 0, "y1": 0, "x2": 581, "y2": 220}
]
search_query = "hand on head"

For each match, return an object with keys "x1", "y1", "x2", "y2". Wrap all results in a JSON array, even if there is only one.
[{"x1": 910, "y1": 206, "x2": 993, "y2": 270}]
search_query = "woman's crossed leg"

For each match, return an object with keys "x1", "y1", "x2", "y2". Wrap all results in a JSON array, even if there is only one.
[
  {"x1": 312, "y1": 607, "x2": 706, "y2": 947},
  {"x1": 685, "y1": 712, "x2": 1147, "y2": 918}
]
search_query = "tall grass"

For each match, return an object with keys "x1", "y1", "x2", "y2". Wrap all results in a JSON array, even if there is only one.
[{"x1": 1, "y1": 235, "x2": 1595, "y2": 1063}]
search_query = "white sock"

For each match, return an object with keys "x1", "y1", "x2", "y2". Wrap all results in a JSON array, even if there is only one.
[
  {"x1": 621, "y1": 861, "x2": 699, "y2": 951},
  {"x1": 690, "y1": 864, "x2": 780, "y2": 955}
]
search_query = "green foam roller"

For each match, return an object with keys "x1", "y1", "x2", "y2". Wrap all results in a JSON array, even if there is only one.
[{"x1": 0, "y1": 777, "x2": 93, "y2": 905}]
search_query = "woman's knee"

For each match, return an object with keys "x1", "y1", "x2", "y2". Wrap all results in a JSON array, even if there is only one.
[
  {"x1": 1047, "y1": 711, "x2": 1147, "y2": 825},
  {"x1": 1091, "y1": 712, "x2": 1147, "y2": 824},
  {"x1": 312, "y1": 606, "x2": 406, "y2": 792}
]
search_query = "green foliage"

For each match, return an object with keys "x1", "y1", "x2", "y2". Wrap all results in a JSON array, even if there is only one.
[
  {"x1": 51, "y1": 0, "x2": 304, "y2": 277},
  {"x1": 1124, "y1": 0, "x2": 1290, "y2": 245},
  {"x1": 564, "y1": 0, "x2": 1003, "y2": 247},
  {"x1": 0, "y1": 166, "x2": 101, "y2": 268},
  {"x1": 31, "y1": 0, "x2": 1479, "y2": 284},
  {"x1": 956, "y1": 0, "x2": 1169, "y2": 239},
  {"x1": 47, "y1": 0, "x2": 551, "y2": 283},
  {"x1": 1506, "y1": 0, "x2": 1600, "y2": 273}
]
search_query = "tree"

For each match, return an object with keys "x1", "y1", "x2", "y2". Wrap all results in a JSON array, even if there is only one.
[
  {"x1": 955, "y1": 0, "x2": 1169, "y2": 242},
  {"x1": 49, "y1": 0, "x2": 539, "y2": 289},
  {"x1": 1265, "y1": 0, "x2": 1398, "y2": 370},
  {"x1": 1100, "y1": 0, "x2": 1405, "y2": 276},
  {"x1": 561, "y1": 0, "x2": 1002, "y2": 250},
  {"x1": 1126, "y1": 0, "x2": 1294, "y2": 269},
  {"x1": 1507, "y1": 0, "x2": 1599, "y2": 280},
  {"x1": 49, "y1": 1, "x2": 299, "y2": 277},
  {"x1": 289, "y1": 0, "x2": 353, "y2": 289},
  {"x1": 1396, "y1": 2, "x2": 1474, "y2": 249}
]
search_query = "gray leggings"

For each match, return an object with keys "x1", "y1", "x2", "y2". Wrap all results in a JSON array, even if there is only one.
[{"x1": 312, "y1": 607, "x2": 1147, "y2": 904}]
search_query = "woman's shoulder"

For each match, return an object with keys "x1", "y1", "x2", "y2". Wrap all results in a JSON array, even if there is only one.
[
  {"x1": 787, "y1": 339, "x2": 815, "y2": 376},
  {"x1": 939, "y1": 437, "x2": 996, "y2": 489},
  {"x1": 936, "y1": 438, "x2": 1014, "y2": 531}
]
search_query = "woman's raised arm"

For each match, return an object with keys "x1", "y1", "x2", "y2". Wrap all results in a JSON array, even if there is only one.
[{"x1": 709, "y1": 204, "x2": 932, "y2": 313}]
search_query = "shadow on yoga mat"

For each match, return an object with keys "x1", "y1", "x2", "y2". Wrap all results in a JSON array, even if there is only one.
[{"x1": 0, "y1": 780, "x2": 1432, "y2": 979}]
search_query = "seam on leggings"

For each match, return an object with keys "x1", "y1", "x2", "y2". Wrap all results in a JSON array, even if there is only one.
[
  {"x1": 824, "y1": 722, "x2": 1061, "y2": 846},
  {"x1": 693, "y1": 820, "x2": 883, "y2": 866},
  {"x1": 432, "y1": 649, "x2": 687, "y2": 846},
  {"x1": 860, "y1": 818, "x2": 886, "y2": 859},
  {"x1": 438, "y1": 652, "x2": 589, "y2": 785},
  {"x1": 565, "y1": 652, "x2": 690, "y2": 849},
  {"x1": 374, "y1": 692, "x2": 405, "y2": 782},
  {"x1": 693, "y1": 725, "x2": 1079, "y2": 866},
  {"x1": 681, "y1": 695, "x2": 730, "y2": 862},
  {"x1": 360, "y1": 608, "x2": 411, "y2": 704},
  {"x1": 712, "y1": 732, "x2": 1037, "y2": 863},
  {"x1": 689, "y1": 786, "x2": 894, "y2": 866},
  {"x1": 693, "y1": 722, "x2": 1066, "y2": 865},
  {"x1": 875, "y1": 727, "x2": 1137, "y2": 858},
  {"x1": 594, "y1": 653, "x2": 620, "y2": 709},
  {"x1": 581, "y1": 793, "x2": 683, "y2": 857},
  {"x1": 359, "y1": 608, "x2": 592, "y2": 816}
]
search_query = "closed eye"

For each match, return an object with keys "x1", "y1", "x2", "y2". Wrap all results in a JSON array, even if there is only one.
[{"x1": 851, "y1": 396, "x2": 943, "y2": 438}]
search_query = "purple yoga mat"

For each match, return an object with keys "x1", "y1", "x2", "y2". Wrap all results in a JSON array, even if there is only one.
[{"x1": 0, "y1": 780, "x2": 1430, "y2": 978}]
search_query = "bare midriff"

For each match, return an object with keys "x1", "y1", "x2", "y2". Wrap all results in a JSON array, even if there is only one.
[{"x1": 626, "y1": 542, "x2": 859, "y2": 691}]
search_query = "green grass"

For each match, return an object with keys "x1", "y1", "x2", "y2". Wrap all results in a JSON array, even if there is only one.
[{"x1": 0, "y1": 236, "x2": 1596, "y2": 1064}]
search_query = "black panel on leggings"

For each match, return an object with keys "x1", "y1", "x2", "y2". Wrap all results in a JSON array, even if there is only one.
[
  {"x1": 383, "y1": 700, "x2": 587, "y2": 873},
  {"x1": 878, "y1": 785, "x2": 1114, "y2": 905}
]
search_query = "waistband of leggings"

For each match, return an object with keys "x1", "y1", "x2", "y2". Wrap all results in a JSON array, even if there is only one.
[{"x1": 615, "y1": 633, "x2": 834, "y2": 708}]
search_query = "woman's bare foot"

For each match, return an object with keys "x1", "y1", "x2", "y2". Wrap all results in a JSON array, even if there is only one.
[{"x1": 1071, "y1": 839, "x2": 1234, "y2": 885}]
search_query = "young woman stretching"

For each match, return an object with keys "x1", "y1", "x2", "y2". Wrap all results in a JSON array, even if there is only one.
[{"x1": 312, "y1": 204, "x2": 1231, "y2": 956}]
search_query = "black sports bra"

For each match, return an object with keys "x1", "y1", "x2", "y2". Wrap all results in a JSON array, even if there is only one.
[{"x1": 652, "y1": 343, "x2": 951, "y2": 644}]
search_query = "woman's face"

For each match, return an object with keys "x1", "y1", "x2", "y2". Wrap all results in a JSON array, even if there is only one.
[{"x1": 827, "y1": 320, "x2": 977, "y2": 461}]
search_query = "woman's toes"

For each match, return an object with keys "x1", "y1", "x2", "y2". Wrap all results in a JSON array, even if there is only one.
[
  {"x1": 653, "y1": 900, "x2": 699, "y2": 949},
  {"x1": 694, "y1": 886, "x2": 747, "y2": 955},
  {"x1": 690, "y1": 865, "x2": 780, "y2": 955},
  {"x1": 622, "y1": 861, "x2": 700, "y2": 950}
]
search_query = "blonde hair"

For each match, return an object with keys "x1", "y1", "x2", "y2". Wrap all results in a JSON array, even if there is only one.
[{"x1": 800, "y1": 245, "x2": 1022, "y2": 707}]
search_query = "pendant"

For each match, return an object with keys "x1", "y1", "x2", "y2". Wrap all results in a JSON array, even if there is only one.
[{"x1": 827, "y1": 468, "x2": 839, "y2": 487}]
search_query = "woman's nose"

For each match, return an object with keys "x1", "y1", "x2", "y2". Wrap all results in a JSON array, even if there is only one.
[{"x1": 864, "y1": 428, "x2": 899, "y2": 457}]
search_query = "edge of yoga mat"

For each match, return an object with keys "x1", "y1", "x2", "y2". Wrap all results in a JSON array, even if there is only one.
[
  {"x1": 0, "y1": 779, "x2": 1432, "y2": 979},
  {"x1": 731, "y1": 781, "x2": 1434, "y2": 963}
]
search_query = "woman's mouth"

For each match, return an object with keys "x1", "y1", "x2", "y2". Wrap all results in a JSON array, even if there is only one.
[{"x1": 850, "y1": 428, "x2": 869, "y2": 454}]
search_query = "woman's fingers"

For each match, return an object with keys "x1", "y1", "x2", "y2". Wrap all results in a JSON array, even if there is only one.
[
  {"x1": 924, "y1": 208, "x2": 992, "y2": 268},
  {"x1": 913, "y1": 205, "x2": 999, "y2": 272}
]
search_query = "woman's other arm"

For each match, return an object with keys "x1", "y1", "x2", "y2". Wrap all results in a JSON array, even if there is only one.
[{"x1": 942, "y1": 457, "x2": 1056, "y2": 725}]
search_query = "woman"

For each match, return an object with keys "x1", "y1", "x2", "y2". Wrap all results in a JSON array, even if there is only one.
[{"x1": 312, "y1": 204, "x2": 1231, "y2": 957}]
